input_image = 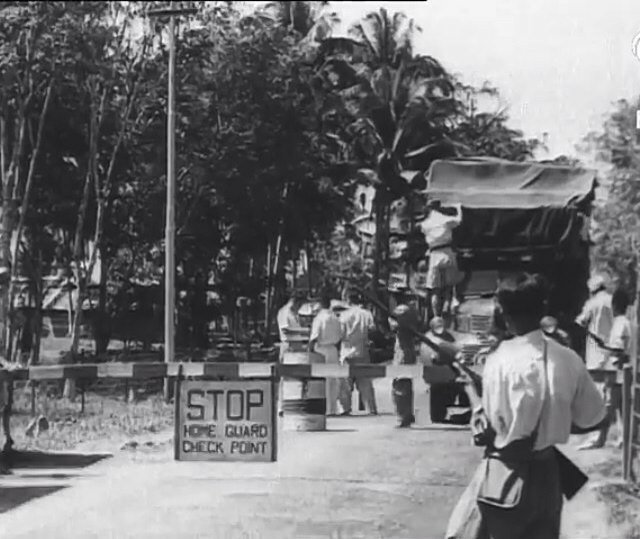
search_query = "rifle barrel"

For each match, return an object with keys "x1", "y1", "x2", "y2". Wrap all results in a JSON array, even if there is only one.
[{"x1": 340, "y1": 279, "x2": 484, "y2": 386}]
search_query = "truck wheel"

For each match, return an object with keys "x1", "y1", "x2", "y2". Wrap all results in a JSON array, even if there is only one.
[{"x1": 430, "y1": 385, "x2": 449, "y2": 423}]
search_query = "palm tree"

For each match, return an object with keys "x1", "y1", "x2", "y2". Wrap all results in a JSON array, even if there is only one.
[
  {"x1": 259, "y1": 1, "x2": 339, "y2": 43},
  {"x1": 312, "y1": 8, "x2": 462, "y2": 301}
]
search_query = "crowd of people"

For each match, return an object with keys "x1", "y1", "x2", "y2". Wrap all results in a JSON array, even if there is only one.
[
  {"x1": 277, "y1": 289, "x2": 381, "y2": 418},
  {"x1": 277, "y1": 283, "x2": 467, "y2": 428},
  {"x1": 276, "y1": 198, "x2": 471, "y2": 427}
]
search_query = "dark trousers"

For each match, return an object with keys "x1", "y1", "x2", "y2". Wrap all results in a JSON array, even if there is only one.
[
  {"x1": 392, "y1": 378, "x2": 414, "y2": 424},
  {"x1": 478, "y1": 452, "x2": 563, "y2": 539}
]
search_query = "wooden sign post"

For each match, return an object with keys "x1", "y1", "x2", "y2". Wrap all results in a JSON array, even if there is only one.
[{"x1": 174, "y1": 378, "x2": 277, "y2": 462}]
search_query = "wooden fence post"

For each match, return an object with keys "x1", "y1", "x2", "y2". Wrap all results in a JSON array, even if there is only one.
[
  {"x1": 629, "y1": 380, "x2": 639, "y2": 484},
  {"x1": 31, "y1": 381, "x2": 37, "y2": 417},
  {"x1": 623, "y1": 365, "x2": 633, "y2": 480},
  {"x1": 79, "y1": 380, "x2": 86, "y2": 414}
]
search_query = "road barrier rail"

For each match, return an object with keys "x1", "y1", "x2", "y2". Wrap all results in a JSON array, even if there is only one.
[
  {"x1": 0, "y1": 362, "x2": 632, "y2": 474},
  {"x1": 0, "y1": 362, "x2": 471, "y2": 383},
  {"x1": 0, "y1": 361, "x2": 622, "y2": 384}
]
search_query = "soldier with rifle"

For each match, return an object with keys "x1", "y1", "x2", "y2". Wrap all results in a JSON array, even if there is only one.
[{"x1": 389, "y1": 288, "x2": 421, "y2": 428}]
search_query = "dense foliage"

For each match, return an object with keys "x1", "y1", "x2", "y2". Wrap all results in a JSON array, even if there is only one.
[
  {"x1": 584, "y1": 98, "x2": 640, "y2": 296},
  {"x1": 0, "y1": 1, "x2": 546, "y2": 361}
]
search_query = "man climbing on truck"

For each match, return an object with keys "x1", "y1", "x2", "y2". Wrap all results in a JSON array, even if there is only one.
[{"x1": 418, "y1": 200, "x2": 463, "y2": 323}]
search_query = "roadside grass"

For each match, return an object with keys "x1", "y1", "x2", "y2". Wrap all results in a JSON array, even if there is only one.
[{"x1": 9, "y1": 381, "x2": 173, "y2": 452}]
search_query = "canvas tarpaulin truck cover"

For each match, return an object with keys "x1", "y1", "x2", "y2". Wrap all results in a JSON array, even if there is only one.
[{"x1": 424, "y1": 158, "x2": 597, "y2": 251}]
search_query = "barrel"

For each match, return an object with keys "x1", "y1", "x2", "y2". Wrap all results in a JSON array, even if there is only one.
[{"x1": 281, "y1": 348, "x2": 327, "y2": 432}]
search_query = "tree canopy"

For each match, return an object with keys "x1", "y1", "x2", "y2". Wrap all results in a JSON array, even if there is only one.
[
  {"x1": 0, "y1": 1, "x2": 549, "y2": 360},
  {"x1": 584, "y1": 98, "x2": 640, "y2": 295}
]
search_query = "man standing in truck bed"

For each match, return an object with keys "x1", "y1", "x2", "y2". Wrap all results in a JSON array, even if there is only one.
[{"x1": 418, "y1": 200, "x2": 463, "y2": 322}]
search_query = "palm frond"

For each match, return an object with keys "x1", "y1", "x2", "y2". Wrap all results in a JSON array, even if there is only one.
[{"x1": 349, "y1": 20, "x2": 381, "y2": 61}]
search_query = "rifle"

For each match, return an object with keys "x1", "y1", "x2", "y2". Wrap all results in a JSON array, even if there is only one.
[
  {"x1": 571, "y1": 321, "x2": 627, "y2": 366},
  {"x1": 341, "y1": 279, "x2": 484, "y2": 392}
]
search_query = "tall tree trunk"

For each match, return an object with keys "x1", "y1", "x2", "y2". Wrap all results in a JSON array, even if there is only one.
[
  {"x1": 265, "y1": 183, "x2": 290, "y2": 343},
  {"x1": 30, "y1": 252, "x2": 42, "y2": 367},
  {"x1": 266, "y1": 221, "x2": 285, "y2": 343},
  {"x1": 95, "y1": 254, "x2": 109, "y2": 354},
  {"x1": 372, "y1": 188, "x2": 391, "y2": 327},
  {"x1": 372, "y1": 190, "x2": 389, "y2": 291},
  {"x1": 0, "y1": 106, "x2": 28, "y2": 358},
  {"x1": 64, "y1": 83, "x2": 104, "y2": 401},
  {"x1": 7, "y1": 81, "x2": 54, "y2": 358},
  {"x1": 264, "y1": 243, "x2": 272, "y2": 345},
  {"x1": 69, "y1": 52, "x2": 142, "y2": 363}
]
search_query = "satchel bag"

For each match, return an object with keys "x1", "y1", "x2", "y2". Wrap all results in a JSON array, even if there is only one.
[{"x1": 476, "y1": 339, "x2": 549, "y2": 510}]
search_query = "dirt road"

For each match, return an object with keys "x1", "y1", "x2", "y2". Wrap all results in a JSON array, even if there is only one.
[{"x1": 0, "y1": 379, "x2": 628, "y2": 539}]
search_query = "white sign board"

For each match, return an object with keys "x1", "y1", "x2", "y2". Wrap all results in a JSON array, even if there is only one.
[{"x1": 175, "y1": 380, "x2": 277, "y2": 462}]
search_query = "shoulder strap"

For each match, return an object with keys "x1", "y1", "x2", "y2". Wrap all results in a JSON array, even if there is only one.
[{"x1": 532, "y1": 338, "x2": 549, "y2": 444}]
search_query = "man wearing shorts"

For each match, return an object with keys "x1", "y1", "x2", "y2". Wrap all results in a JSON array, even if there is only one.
[{"x1": 418, "y1": 200, "x2": 463, "y2": 321}]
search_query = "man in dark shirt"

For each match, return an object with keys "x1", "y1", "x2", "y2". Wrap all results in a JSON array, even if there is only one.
[{"x1": 389, "y1": 290, "x2": 421, "y2": 427}]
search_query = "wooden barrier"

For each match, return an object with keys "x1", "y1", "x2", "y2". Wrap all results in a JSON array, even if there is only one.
[
  {"x1": 623, "y1": 365, "x2": 633, "y2": 480},
  {"x1": 0, "y1": 362, "x2": 464, "y2": 382},
  {"x1": 4, "y1": 361, "x2": 634, "y2": 479}
]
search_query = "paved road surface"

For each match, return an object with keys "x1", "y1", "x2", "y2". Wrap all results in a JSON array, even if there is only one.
[{"x1": 0, "y1": 379, "x2": 618, "y2": 538}]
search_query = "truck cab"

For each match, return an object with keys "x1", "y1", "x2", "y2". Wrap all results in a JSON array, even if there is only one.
[{"x1": 451, "y1": 270, "x2": 498, "y2": 365}]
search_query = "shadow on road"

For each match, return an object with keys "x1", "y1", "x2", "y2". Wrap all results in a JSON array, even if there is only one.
[
  {"x1": 0, "y1": 451, "x2": 111, "y2": 514},
  {"x1": 6, "y1": 450, "x2": 111, "y2": 469},
  {"x1": 0, "y1": 485, "x2": 68, "y2": 514},
  {"x1": 410, "y1": 425, "x2": 469, "y2": 432}
]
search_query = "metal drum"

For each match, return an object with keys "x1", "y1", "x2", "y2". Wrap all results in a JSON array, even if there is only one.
[{"x1": 281, "y1": 349, "x2": 327, "y2": 432}]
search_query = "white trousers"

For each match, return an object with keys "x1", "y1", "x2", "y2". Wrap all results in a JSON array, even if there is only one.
[
  {"x1": 314, "y1": 344, "x2": 341, "y2": 415},
  {"x1": 338, "y1": 374, "x2": 377, "y2": 414}
]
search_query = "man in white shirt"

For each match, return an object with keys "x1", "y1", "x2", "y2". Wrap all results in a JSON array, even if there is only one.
[
  {"x1": 418, "y1": 200, "x2": 463, "y2": 321},
  {"x1": 309, "y1": 294, "x2": 342, "y2": 416},
  {"x1": 456, "y1": 273, "x2": 606, "y2": 539},
  {"x1": 338, "y1": 292, "x2": 378, "y2": 415},
  {"x1": 576, "y1": 274, "x2": 613, "y2": 369},
  {"x1": 580, "y1": 288, "x2": 632, "y2": 450},
  {"x1": 277, "y1": 291, "x2": 307, "y2": 359}
]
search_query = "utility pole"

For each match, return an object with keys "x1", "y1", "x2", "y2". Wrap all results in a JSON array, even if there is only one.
[{"x1": 147, "y1": 2, "x2": 197, "y2": 402}]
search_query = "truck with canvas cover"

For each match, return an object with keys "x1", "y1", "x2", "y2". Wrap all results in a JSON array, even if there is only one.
[{"x1": 422, "y1": 158, "x2": 597, "y2": 419}]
